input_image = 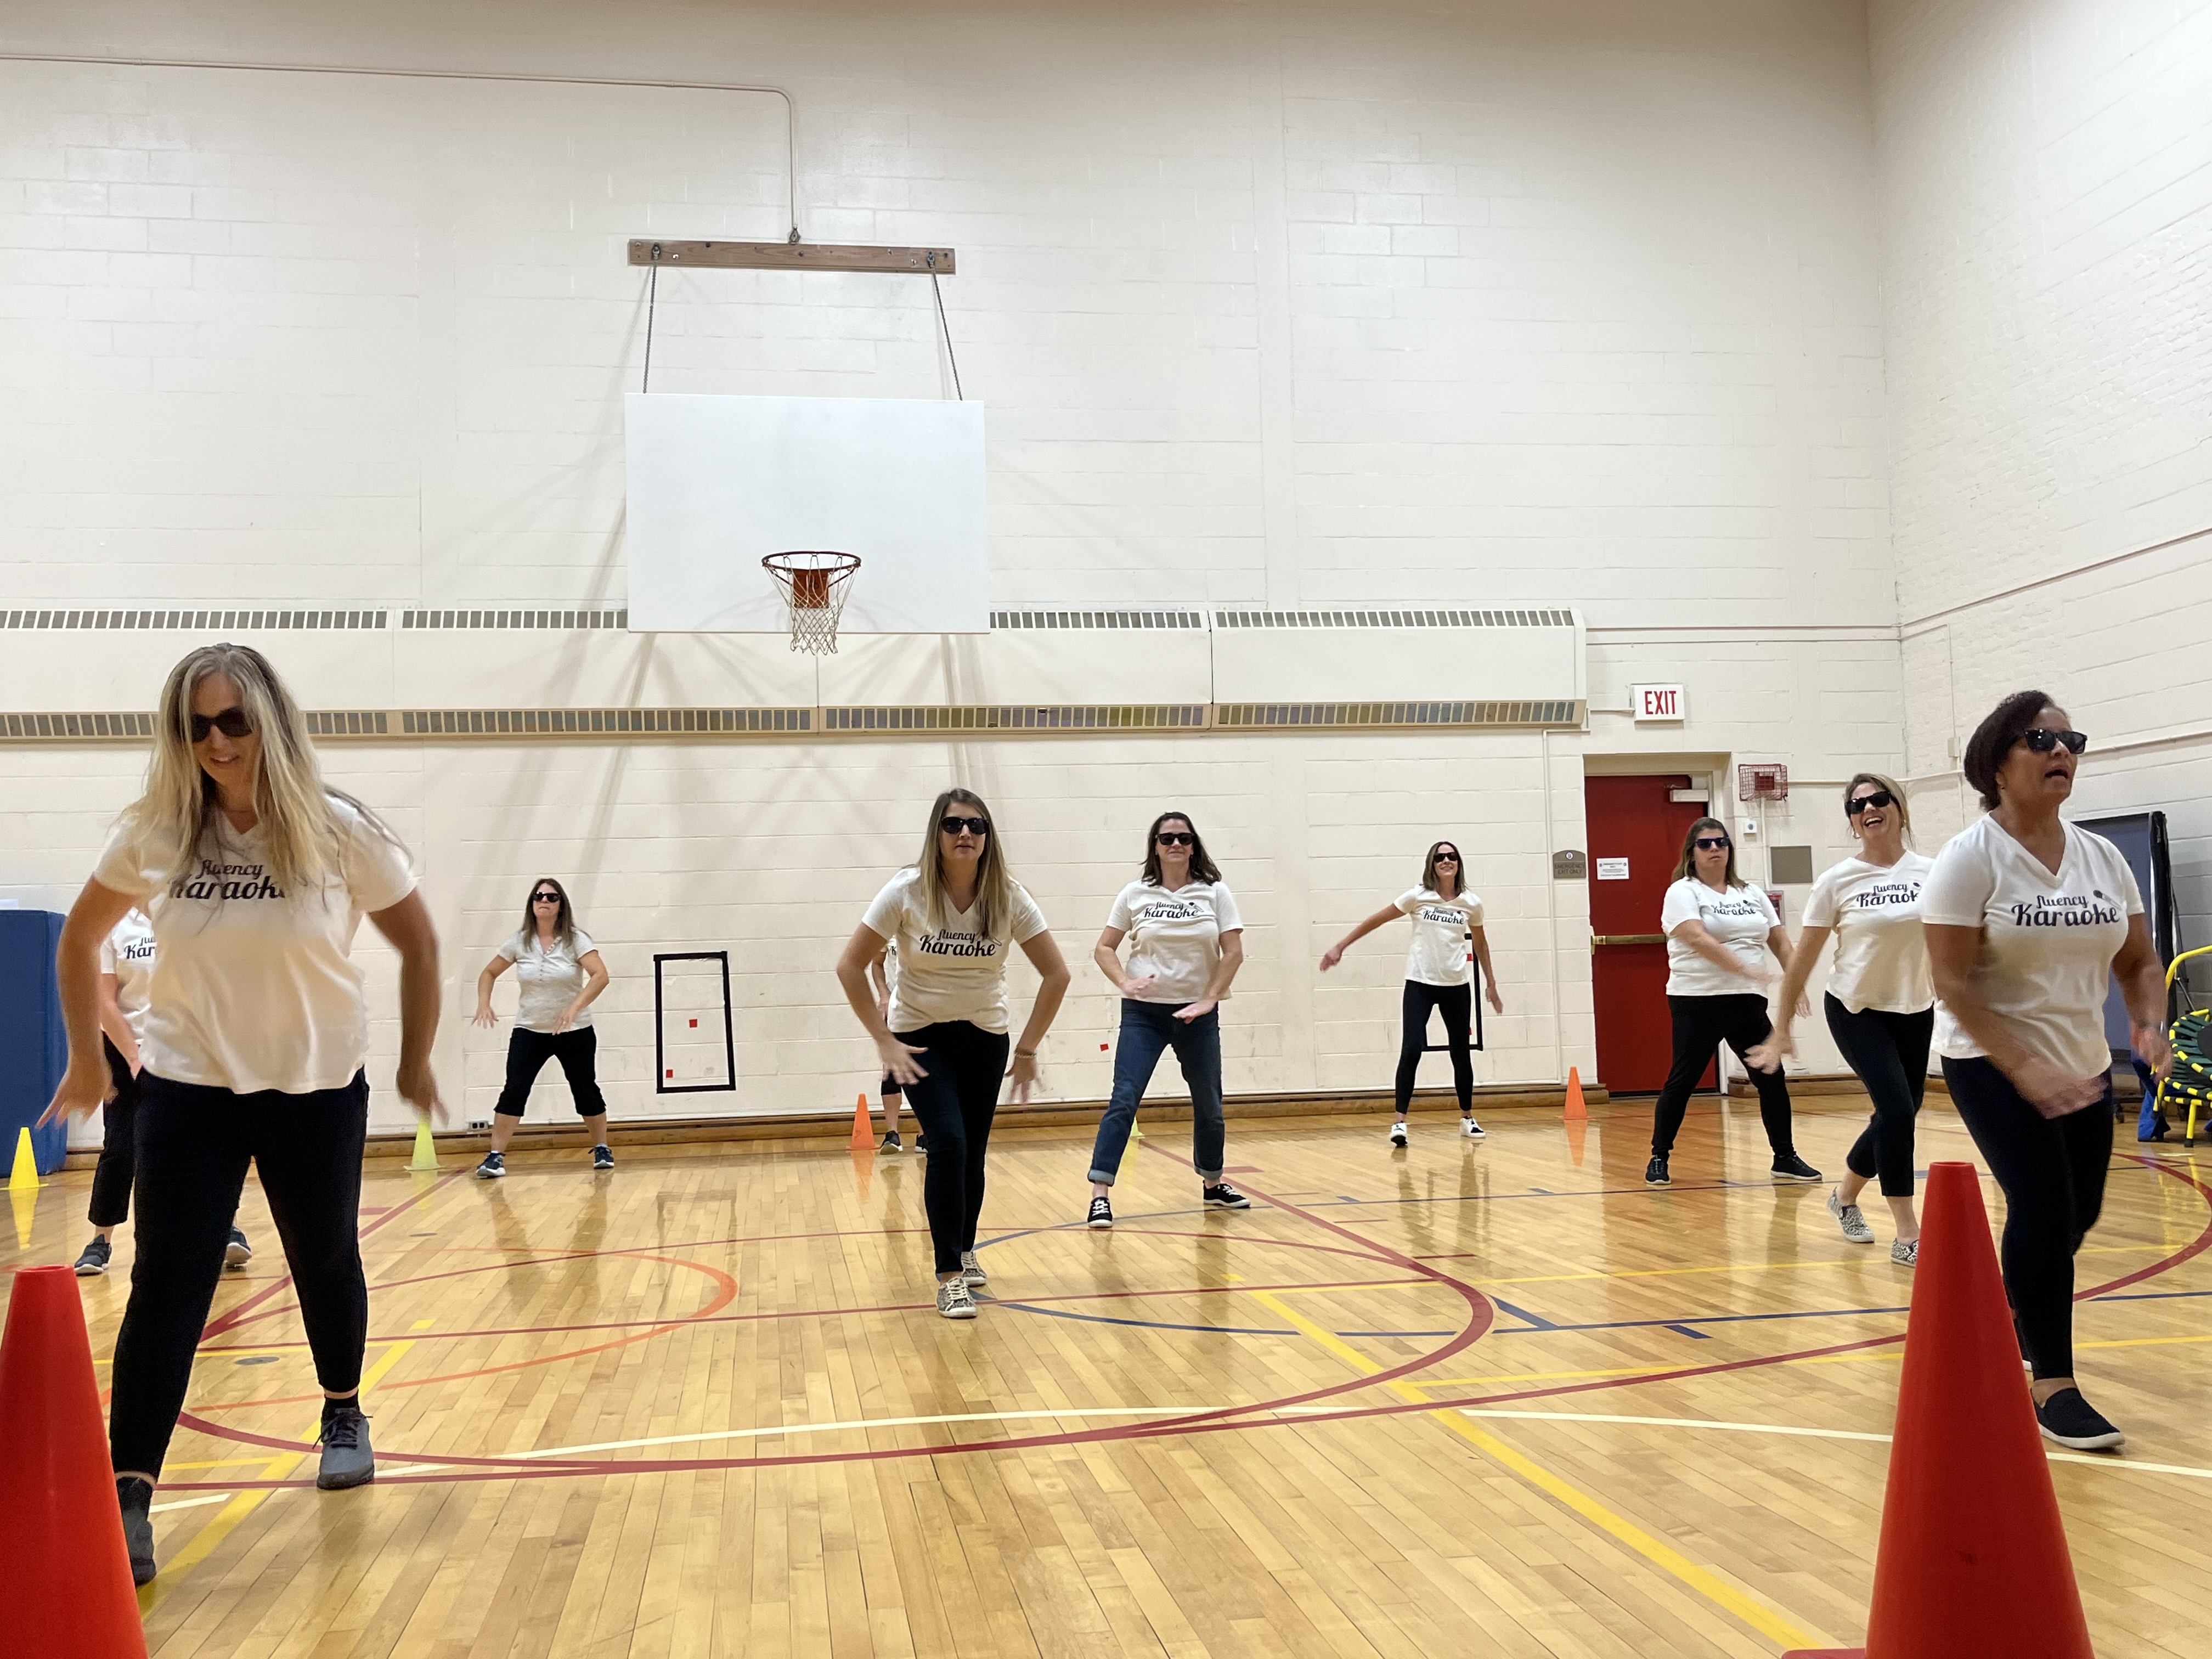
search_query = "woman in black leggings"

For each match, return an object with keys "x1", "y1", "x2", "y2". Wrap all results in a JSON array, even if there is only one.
[
  {"x1": 1923, "y1": 690, "x2": 2169, "y2": 1450},
  {"x1": 1647, "y1": 816, "x2": 1818, "y2": 1188},
  {"x1": 836, "y1": 789, "x2": 1070, "y2": 1318},
  {"x1": 1319, "y1": 839, "x2": 1504, "y2": 1146},
  {"x1": 1753, "y1": 774, "x2": 1932, "y2": 1263}
]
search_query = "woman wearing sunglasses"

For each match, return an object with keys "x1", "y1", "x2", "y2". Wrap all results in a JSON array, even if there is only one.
[
  {"x1": 1647, "y1": 817, "x2": 1820, "y2": 1188},
  {"x1": 470, "y1": 878, "x2": 614, "y2": 1176},
  {"x1": 1084, "y1": 812, "x2": 1249, "y2": 1228},
  {"x1": 39, "y1": 644, "x2": 443, "y2": 1582},
  {"x1": 1319, "y1": 840, "x2": 1503, "y2": 1146},
  {"x1": 836, "y1": 789, "x2": 1070, "y2": 1318},
  {"x1": 1921, "y1": 691, "x2": 2170, "y2": 1450},
  {"x1": 1750, "y1": 775, "x2": 1932, "y2": 1262}
]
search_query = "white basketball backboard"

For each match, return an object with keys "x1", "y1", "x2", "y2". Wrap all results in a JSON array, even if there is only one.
[{"x1": 624, "y1": 393, "x2": 990, "y2": 634}]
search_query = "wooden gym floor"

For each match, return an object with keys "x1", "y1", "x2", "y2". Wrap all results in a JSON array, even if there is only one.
[{"x1": 9, "y1": 1096, "x2": 2209, "y2": 1659}]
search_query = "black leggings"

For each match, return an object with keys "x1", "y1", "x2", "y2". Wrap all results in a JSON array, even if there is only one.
[
  {"x1": 1396, "y1": 981, "x2": 1473, "y2": 1114},
  {"x1": 109, "y1": 1071, "x2": 370, "y2": 1479},
  {"x1": 1826, "y1": 996, "x2": 1933, "y2": 1198},
  {"x1": 1651, "y1": 994, "x2": 1796, "y2": 1157},
  {"x1": 493, "y1": 1026, "x2": 608, "y2": 1118},
  {"x1": 88, "y1": 1037, "x2": 139, "y2": 1228},
  {"x1": 896, "y1": 1022, "x2": 1009, "y2": 1274},
  {"x1": 1943, "y1": 1056, "x2": 2113, "y2": 1381}
]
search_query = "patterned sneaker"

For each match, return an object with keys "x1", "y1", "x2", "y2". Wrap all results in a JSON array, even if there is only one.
[
  {"x1": 475, "y1": 1151, "x2": 506, "y2": 1180},
  {"x1": 936, "y1": 1278, "x2": 978, "y2": 1319},
  {"x1": 1644, "y1": 1154, "x2": 1671, "y2": 1187},
  {"x1": 117, "y1": 1476, "x2": 155, "y2": 1585},
  {"x1": 1086, "y1": 1195, "x2": 1114, "y2": 1229},
  {"x1": 879, "y1": 1130, "x2": 902, "y2": 1153},
  {"x1": 1891, "y1": 1237, "x2": 1919, "y2": 1267},
  {"x1": 1461, "y1": 1116, "x2": 1486, "y2": 1139},
  {"x1": 960, "y1": 1249, "x2": 988, "y2": 1286},
  {"x1": 224, "y1": 1228, "x2": 253, "y2": 1269},
  {"x1": 1203, "y1": 1182, "x2": 1251, "y2": 1210},
  {"x1": 74, "y1": 1237, "x2": 112, "y2": 1277},
  {"x1": 1771, "y1": 1153, "x2": 1822, "y2": 1183},
  {"x1": 315, "y1": 1404, "x2": 376, "y2": 1490},
  {"x1": 1828, "y1": 1188, "x2": 1875, "y2": 1244},
  {"x1": 591, "y1": 1143, "x2": 614, "y2": 1171},
  {"x1": 2035, "y1": 1387, "x2": 2124, "y2": 1451},
  {"x1": 1388, "y1": 1121, "x2": 1408, "y2": 1148}
]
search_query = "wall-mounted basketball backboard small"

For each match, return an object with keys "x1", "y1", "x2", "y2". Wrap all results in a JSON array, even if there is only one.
[{"x1": 625, "y1": 393, "x2": 989, "y2": 635}]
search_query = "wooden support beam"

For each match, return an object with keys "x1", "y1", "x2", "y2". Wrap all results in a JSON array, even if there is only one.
[{"x1": 628, "y1": 239, "x2": 955, "y2": 273}]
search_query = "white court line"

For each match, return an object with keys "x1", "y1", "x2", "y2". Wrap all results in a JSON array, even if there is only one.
[
  {"x1": 151, "y1": 1493, "x2": 235, "y2": 1514},
  {"x1": 1457, "y1": 1408, "x2": 2212, "y2": 1481}
]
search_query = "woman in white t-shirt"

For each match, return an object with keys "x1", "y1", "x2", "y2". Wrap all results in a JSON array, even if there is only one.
[
  {"x1": 1646, "y1": 816, "x2": 1819, "y2": 1188},
  {"x1": 71, "y1": 911, "x2": 257, "y2": 1278},
  {"x1": 835, "y1": 788, "x2": 1071, "y2": 1318},
  {"x1": 1319, "y1": 840, "x2": 1504, "y2": 1145},
  {"x1": 470, "y1": 878, "x2": 613, "y2": 1176},
  {"x1": 1922, "y1": 690, "x2": 2169, "y2": 1452},
  {"x1": 39, "y1": 644, "x2": 444, "y2": 1584},
  {"x1": 1754, "y1": 774, "x2": 1934, "y2": 1263},
  {"x1": 1084, "y1": 812, "x2": 1249, "y2": 1228}
]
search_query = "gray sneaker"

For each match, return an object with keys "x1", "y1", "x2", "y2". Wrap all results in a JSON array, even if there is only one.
[
  {"x1": 960, "y1": 1249, "x2": 988, "y2": 1286},
  {"x1": 315, "y1": 1404, "x2": 375, "y2": 1490},
  {"x1": 936, "y1": 1279, "x2": 978, "y2": 1319},
  {"x1": 118, "y1": 1476, "x2": 155, "y2": 1585},
  {"x1": 75, "y1": 1237, "x2": 112, "y2": 1277},
  {"x1": 1828, "y1": 1188, "x2": 1875, "y2": 1244},
  {"x1": 224, "y1": 1227, "x2": 252, "y2": 1269},
  {"x1": 1892, "y1": 1237, "x2": 1919, "y2": 1267}
]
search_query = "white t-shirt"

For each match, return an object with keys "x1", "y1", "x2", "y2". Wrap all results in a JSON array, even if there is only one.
[
  {"x1": 1107, "y1": 878, "x2": 1244, "y2": 1004},
  {"x1": 1397, "y1": 888, "x2": 1482, "y2": 987},
  {"x1": 1661, "y1": 877, "x2": 1778, "y2": 997},
  {"x1": 1921, "y1": 815, "x2": 2142, "y2": 1080},
  {"x1": 1803, "y1": 851, "x2": 1936, "y2": 1015},
  {"x1": 862, "y1": 868, "x2": 1049, "y2": 1035},
  {"x1": 98, "y1": 910, "x2": 157, "y2": 1047},
  {"x1": 92, "y1": 795, "x2": 417, "y2": 1094},
  {"x1": 496, "y1": 928, "x2": 601, "y2": 1032}
]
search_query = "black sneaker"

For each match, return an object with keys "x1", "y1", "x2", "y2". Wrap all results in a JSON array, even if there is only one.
[
  {"x1": 224, "y1": 1227, "x2": 252, "y2": 1269},
  {"x1": 2035, "y1": 1387, "x2": 2124, "y2": 1451},
  {"x1": 915, "y1": 1135, "x2": 928, "y2": 1155},
  {"x1": 475, "y1": 1151, "x2": 506, "y2": 1180},
  {"x1": 879, "y1": 1130, "x2": 902, "y2": 1153},
  {"x1": 1644, "y1": 1154, "x2": 1671, "y2": 1187},
  {"x1": 1203, "y1": 1182, "x2": 1251, "y2": 1210},
  {"x1": 75, "y1": 1237, "x2": 112, "y2": 1277},
  {"x1": 1087, "y1": 1195, "x2": 1113, "y2": 1229},
  {"x1": 117, "y1": 1475, "x2": 155, "y2": 1585},
  {"x1": 591, "y1": 1143, "x2": 614, "y2": 1171},
  {"x1": 316, "y1": 1403, "x2": 376, "y2": 1489},
  {"x1": 1771, "y1": 1153, "x2": 1822, "y2": 1183}
]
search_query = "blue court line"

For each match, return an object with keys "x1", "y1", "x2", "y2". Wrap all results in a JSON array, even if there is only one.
[{"x1": 1488, "y1": 1296, "x2": 1562, "y2": 1331}]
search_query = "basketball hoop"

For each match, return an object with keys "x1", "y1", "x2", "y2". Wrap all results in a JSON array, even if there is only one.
[
  {"x1": 1737, "y1": 762, "x2": 1790, "y2": 803},
  {"x1": 762, "y1": 551, "x2": 860, "y2": 654}
]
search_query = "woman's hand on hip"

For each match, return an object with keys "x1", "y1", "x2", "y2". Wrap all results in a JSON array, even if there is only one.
[
  {"x1": 1172, "y1": 999, "x2": 1216, "y2": 1023},
  {"x1": 877, "y1": 1034, "x2": 927, "y2": 1087},
  {"x1": 2005, "y1": 1054, "x2": 2108, "y2": 1119}
]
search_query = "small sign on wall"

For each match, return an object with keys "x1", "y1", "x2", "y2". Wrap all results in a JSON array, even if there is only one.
[
  {"x1": 1633, "y1": 684, "x2": 1686, "y2": 723},
  {"x1": 1595, "y1": 857, "x2": 1630, "y2": 881},
  {"x1": 1551, "y1": 850, "x2": 1588, "y2": 881}
]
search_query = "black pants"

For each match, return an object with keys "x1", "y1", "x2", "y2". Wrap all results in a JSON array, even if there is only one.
[
  {"x1": 1651, "y1": 994, "x2": 1796, "y2": 1157},
  {"x1": 88, "y1": 1037, "x2": 140, "y2": 1228},
  {"x1": 1826, "y1": 996, "x2": 1933, "y2": 1198},
  {"x1": 109, "y1": 1071, "x2": 371, "y2": 1479},
  {"x1": 1943, "y1": 1056, "x2": 2113, "y2": 1381},
  {"x1": 493, "y1": 1026, "x2": 608, "y2": 1118},
  {"x1": 1396, "y1": 981, "x2": 1473, "y2": 1114},
  {"x1": 896, "y1": 1022, "x2": 1009, "y2": 1275}
]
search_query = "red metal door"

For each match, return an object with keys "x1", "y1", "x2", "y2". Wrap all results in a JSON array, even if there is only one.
[{"x1": 1587, "y1": 774, "x2": 1712, "y2": 1092}]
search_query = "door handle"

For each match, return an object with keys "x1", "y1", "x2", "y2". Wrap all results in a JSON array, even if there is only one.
[{"x1": 1591, "y1": 933, "x2": 1666, "y2": 948}]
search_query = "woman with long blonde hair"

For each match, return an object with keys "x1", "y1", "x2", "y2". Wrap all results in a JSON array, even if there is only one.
[
  {"x1": 40, "y1": 644, "x2": 444, "y2": 1584},
  {"x1": 834, "y1": 788, "x2": 1070, "y2": 1317}
]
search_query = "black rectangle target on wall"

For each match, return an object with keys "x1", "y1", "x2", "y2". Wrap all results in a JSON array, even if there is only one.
[{"x1": 653, "y1": 952, "x2": 737, "y2": 1094}]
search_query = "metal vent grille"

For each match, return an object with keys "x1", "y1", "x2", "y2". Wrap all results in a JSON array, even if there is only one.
[
  {"x1": 1215, "y1": 699, "x2": 1583, "y2": 729},
  {"x1": 2, "y1": 608, "x2": 389, "y2": 631},
  {"x1": 1, "y1": 711, "x2": 156, "y2": 738},
  {"x1": 403, "y1": 707, "x2": 811, "y2": 736},
  {"x1": 401, "y1": 608, "x2": 627, "y2": 630},
  {"x1": 823, "y1": 704, "x2": 1207, "y2": 732},
  {"x1": 989, "y1": 610, "x2": 1205, "y2": 630},
  {"x1": 1214, "y1": 608, "x2": 1573, "y2": 629}
]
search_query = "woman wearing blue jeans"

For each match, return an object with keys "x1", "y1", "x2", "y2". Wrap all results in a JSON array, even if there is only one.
[{"x1": 1085, "y1": 812, "x2": 1248, "y2": 1228}]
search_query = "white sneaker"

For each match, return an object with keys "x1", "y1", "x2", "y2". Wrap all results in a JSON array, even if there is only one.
[
  {"x1": 1828, "y1": 1188, "x2": 1875, "y2": 1244},
  {"x1": 960, "y1": 1249, "x2": 988, "y2": 1285},
  {"x1": 1461, "y1": 1116, "x2": 1486, "y2": 1139},
  {"x1": 1388, "y1": 1121, "x2": 1408, "y2": 1147},
  {"x1": 936, "y1": 1279, "x2": 978, "y2": 1319}
]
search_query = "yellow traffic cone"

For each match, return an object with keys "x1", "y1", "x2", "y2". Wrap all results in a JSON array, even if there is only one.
[
  {"x1": 408, "y1": 1116, "x2": 440, "y2": 1172},
  {"x1": 7, "y1": 1126, "x2": 39, "y2": 1191}
]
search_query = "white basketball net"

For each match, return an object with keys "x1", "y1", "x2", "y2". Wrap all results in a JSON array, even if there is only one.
[{"x1": 761, "y1": 552, "x2": 860, "y2": 656}]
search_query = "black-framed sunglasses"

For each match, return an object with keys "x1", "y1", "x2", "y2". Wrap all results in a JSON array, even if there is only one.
[
  {"x1": 1694, "y1": 836, "x2": 1732, "y2": 851},
  {"x1": 1844, "y1": 789, "x2": 1896, "y2": 816},
  {"x1": 940, "y1": 815, "x2": 991, "y2": 836},
  {"x1": 1156, "y1": 831, "x2": 1195, "y2": 847},
  {"x1": 1432, "y1": 850, "x2": 1460, "y2": 863},
  {"x1": 188, "y1": 707, "x2": 253, "y2": 742},
  {"x1": 532, "y1": 891, "x2": 562, "y2": 904},
  {"x1": 2020, "y1": 727, "x2": 2089, "y2": 755}
]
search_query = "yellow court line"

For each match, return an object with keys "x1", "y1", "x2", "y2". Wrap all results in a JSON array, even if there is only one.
[{"x1": 1245, "y1": 1290, "x2": 1834, "y2": 1652}]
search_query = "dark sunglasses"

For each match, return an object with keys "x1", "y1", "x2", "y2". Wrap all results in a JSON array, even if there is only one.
[
  {"x1": 2020, "y1": 727, "x2": 2088, "y2": 755},
  {"x1": 940, "y1": 815, "x2": 991, "y2": 836},
  {"x1": 1694, "y1": 836, "x2": 1732, "y2": 851},
  {"x1": 532, "y1": 891, "x2": 562, "y2": 903},
  {"x1": 1844, "y1": 789, "x2": 1895, "y2": 816},
  {"x1": 188, "y1": 707, "x2": 253, "y2": 742},
  {"x1": 1156, "y1": 831, "x2": 1195, "y2": 847},
  {"x1": 1433, "y1": 850, "x2": 1460, "y2": 862}
]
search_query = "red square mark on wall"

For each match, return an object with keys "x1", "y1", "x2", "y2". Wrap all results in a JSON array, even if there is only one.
[
  {"x1": 689, "y1": 1017, "x2": 698, "y2": 1027},
  {"x1": 664, "y1": 1068, "x2": 674, "y2": 1079}
]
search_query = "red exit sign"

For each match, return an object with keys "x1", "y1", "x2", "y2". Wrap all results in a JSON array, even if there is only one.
[{"x1": 1633, "y1": 683, "x2": 1686, "y2": 722}]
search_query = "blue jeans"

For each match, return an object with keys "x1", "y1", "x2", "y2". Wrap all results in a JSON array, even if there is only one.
[{"x1": 1088, "y1": 1000, "x2": 1224, "y2": 1185}]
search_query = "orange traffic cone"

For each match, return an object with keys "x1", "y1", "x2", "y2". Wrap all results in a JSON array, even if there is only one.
[
  {"x1": 1859, "y1": 1161, "x2": 2094, "y2": 1658},
  {"x1": 1563, "y1": 1066, "x2": 1587, "y2": 1121},
  {"x1": 849, "y1": 1091, "x2": 875, "y2": 1150},
  {"x1": 0, "y1": 1267, "x2": 149, "y2": 1657}
]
